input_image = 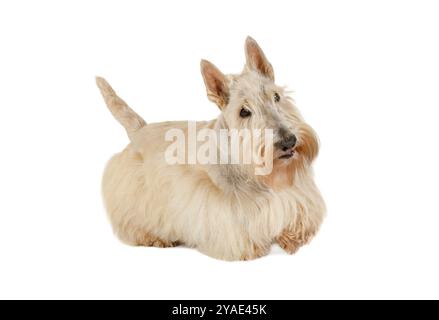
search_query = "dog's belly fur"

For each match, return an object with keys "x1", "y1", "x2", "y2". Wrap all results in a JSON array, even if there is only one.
[{"x1": 102, "y1": 121, "x2": 325, "y2": 261}]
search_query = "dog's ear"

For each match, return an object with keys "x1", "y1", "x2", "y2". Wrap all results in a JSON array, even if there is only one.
[
  {"x1": 200, "y1": 59, "x2": 229, "y2": 110},
  {"x1": 244, "y1": 36, "x2": 274, "y2": 81}
]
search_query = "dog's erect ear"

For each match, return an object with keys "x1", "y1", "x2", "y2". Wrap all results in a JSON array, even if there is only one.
[
  {"x1": 200, "y1": 59, "x2": 229, "y2": 110},
  {"x1": 244, "y1": 36, "x2": 275, "y2": 81}
]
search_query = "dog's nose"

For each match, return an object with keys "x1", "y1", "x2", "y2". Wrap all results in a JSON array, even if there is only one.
[{"x1": 277, "y1": 134, "x2": 297, "y2": 151}]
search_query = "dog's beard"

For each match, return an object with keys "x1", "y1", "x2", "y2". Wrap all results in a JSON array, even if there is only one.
[
  {"x1": 295, "y1": 124, "x2": 319, "y2": 168},
  {"x1": 258, "y1": 124, "x2": 319, "y2": 189}
]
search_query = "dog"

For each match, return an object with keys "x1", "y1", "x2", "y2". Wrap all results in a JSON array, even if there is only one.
[{"x1": 96, "y1": 37, "x2": 325, "y2": 261}]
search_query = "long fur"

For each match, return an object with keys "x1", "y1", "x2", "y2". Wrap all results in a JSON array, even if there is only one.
[{"x1": 98, "y1": 37, "x2": 326, "y2": 261}]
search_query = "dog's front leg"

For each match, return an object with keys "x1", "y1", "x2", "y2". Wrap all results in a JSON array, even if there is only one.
[
  {"x1": 276, "y1": 226, "x2": 316, "y2": 254},
  {"x1": 276, "y1": 207, "x2": 323, "y2": 254}
]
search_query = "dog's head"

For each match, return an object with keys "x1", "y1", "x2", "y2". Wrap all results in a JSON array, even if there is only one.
[{"x1": 200, "y1": 37, "x2": 319, "y2": 188}]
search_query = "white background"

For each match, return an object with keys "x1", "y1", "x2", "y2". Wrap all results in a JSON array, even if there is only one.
[{"x1": 0, "y1": 0, "x2": 438, "y2": 299}]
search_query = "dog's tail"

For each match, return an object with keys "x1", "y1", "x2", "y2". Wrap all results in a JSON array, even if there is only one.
[{"x1": 96, "y1": 76, "x2": 146, "y2": 140}]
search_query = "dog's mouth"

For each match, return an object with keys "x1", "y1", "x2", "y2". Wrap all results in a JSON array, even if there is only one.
[{"x1": 278, "y1": 149, "x2": 295, "y2": 160}]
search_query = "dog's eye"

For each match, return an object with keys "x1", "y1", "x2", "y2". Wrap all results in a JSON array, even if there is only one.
[
  {"x1": 239, "y1": 107, "x2": 252, "y2": 118},
  {"x1": 274, "y1": 92, "x2": 281, "y2": 103}
]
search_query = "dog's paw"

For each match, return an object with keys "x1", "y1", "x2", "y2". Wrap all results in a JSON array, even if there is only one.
[
  {"x1": 277, "y1": 230, "x2": 315, "y2": 254},
  {"x1": 137, "y1": 233, "x2": 179, "y2": 248},
  {"x1": 151, "y1": 239, "x2": 177, "y2": 248},
  {"x1": 240, "y1": 243, "x2": 270, "y2": 261},
  {"x1": 277, "y1": 231, "x2": 301, "y2": 254}
]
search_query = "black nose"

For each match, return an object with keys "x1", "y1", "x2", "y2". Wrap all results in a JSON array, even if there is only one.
[{"x1": 277, "y1": 134, "x2": 297, "y2": 151}]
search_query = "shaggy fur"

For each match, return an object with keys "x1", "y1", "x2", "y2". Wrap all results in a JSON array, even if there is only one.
[{"x1": 97, "y1": 37, "x2": 325, "y2": 261}]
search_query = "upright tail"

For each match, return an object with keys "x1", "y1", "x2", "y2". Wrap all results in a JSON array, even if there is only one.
[{"x1": 96, "y1": 77, "x2": 146, "y2": 140}]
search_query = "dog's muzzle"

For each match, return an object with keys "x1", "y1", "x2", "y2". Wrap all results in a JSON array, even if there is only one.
[{"x1": 275, "y1": 134, "x2": 297, "y2": 159}]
